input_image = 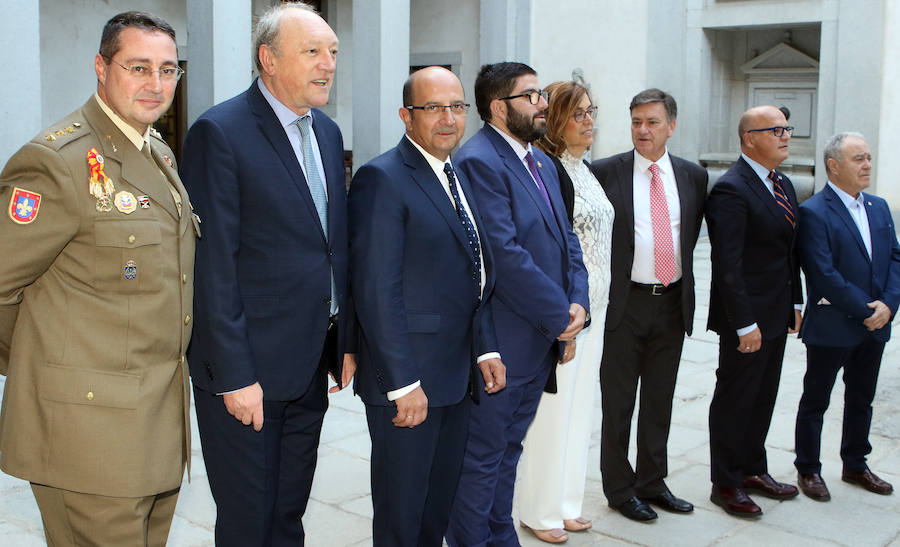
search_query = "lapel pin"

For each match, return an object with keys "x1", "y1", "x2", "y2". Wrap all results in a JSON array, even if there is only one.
[{"x1": 137, "y1": 195, "x2": 151, "y2": 209}]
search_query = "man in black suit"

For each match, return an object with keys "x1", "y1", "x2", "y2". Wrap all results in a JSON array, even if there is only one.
[
  {"x1": 349, "y1": 66, "x2": 506, "y2": 546},
  {"x1": 590, "y1": 89, "x2": 707, "y2": 522},
  {"x1": 706, "y1": 105, "x2": 803, "y2": 518}
]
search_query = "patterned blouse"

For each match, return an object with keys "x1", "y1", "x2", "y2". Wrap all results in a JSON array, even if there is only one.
[{"x1": 560, "y1": 150, "x2": 615, "y2": 310}]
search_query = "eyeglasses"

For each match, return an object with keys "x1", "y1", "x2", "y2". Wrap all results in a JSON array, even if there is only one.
[
  {"x1": 105, "y1": 57, "x2": 185, "y2": 82},
  {"x1": 745, "y1": 126, "x2": 794, "y2": 137},
  {"x1": 499, "y1": 89, "x2": 549, "y2": 105},
  {"x1": 573, "y1": 106, "x2": 599, "y2": 123},
  {"x1": 405, "y1": 103, "x2": 470, "y2": 115}
]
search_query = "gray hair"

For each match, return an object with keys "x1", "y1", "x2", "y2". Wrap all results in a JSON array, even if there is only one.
[
  {"x1": 824, "y1": 131, "x2": 865, "y2": 176},
  {"x1": 629, "y1": 88, "x2": 677, "y2": 121},
  {"x1": 253, "y1": 2, "x2": 317, "y2": 72}
]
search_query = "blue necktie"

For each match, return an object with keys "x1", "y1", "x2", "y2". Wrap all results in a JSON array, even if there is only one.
[
  {"x1": 294, "y1": 115, "x2": 328, "y2": 234},
  {"x1": 295, "y1": 115, "x2": 337, "y2": 315},
  {"x1": 444, "y1": 163, "x2": 482, "y2": 300}
]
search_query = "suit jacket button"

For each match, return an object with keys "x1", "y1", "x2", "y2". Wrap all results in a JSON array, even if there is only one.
[
  {"x1": 323, "y1": 297, "x2": 331, "y2": 304},
  {"x1": 86, "y1": 391, "x2": 94, "y2": 401}
]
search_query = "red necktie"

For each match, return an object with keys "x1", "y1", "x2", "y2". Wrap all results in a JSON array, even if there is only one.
[{"x1": 649, "y1": 163, "x2": 676, "y2": 286}]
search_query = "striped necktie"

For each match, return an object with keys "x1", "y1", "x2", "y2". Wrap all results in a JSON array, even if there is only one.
[{"x1": 769, "y1": 170, "x2": 794, "y2": 227}]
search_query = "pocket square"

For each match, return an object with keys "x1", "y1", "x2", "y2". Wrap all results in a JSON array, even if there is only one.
[{"x1": 817, "y1": 297, "x2": 831, "y2": 305}]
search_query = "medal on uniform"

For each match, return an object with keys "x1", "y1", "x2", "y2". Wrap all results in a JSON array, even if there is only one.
[
  {"x1": 115, "y1": 191, "x2": 137, "y2": 214},
  {"x1": 87, "y1": 148, "x2": 115, "y2": 212},
  {"x1": 137, "y1": 195, "x2": 151, "y2": 209},
  {"x1": 123, "y1": 260, "x2": 137, "y2": 280}
]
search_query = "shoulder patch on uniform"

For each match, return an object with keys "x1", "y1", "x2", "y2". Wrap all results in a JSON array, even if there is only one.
[{"x1": 8, "y1": 187, "x2": 42, "y2": 224}]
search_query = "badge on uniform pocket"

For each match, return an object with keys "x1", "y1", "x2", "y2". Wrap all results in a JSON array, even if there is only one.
[{"x1": 124, "y1": 260, "x2": 137, "y2": 280}]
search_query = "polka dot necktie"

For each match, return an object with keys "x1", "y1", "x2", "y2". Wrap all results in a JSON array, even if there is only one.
[
  {"x1": 444, "y1": 163, "x2": 482, "y2": 299},
  {"x1": 649, "y1": 163, "x2": 676, "y2": 286}
]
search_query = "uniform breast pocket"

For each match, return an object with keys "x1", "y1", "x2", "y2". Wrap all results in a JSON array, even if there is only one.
[{"x1": 93, "y1": 218, "x2": 162, "y2": 293}]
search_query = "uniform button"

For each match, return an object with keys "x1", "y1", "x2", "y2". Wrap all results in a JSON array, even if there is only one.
[
  {"x1": 128, "y1": 234, "x2": 136, "y2": 244},
  {"x1": 86, "y1": 391, "x2": 94, "y2": 401},
  {"x1": 182, "y1": 273, "x2": 188, "y2": 283},
  {"x1": 184, "y1": 314, "x2": 191, "y2": 325}
]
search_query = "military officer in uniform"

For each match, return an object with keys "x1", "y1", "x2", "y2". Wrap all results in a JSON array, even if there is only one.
[{"x1": 0, "y1": 11, "x2": 195, "y2": 546}]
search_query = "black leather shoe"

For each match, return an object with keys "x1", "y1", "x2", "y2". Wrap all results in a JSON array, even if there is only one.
[
  {"x1": 611, "y1": 496, "x2": 658, "y2": 522},
  {"x1": 640, "y1": 487, "x2": 694, "y2": 513}
]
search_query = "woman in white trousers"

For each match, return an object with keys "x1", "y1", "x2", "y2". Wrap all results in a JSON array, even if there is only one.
[{"x1": 517, "y1": 80, "x2": 614, "y2": 544}]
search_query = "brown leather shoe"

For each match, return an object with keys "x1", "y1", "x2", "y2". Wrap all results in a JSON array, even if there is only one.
[
  {"x1": 798, "y1": 472, "x2": 831, "y2": 501},
  {"x1": 842, "y1": 469, "x2": 894, "y2": 495},
  {"x1": 710, "y1": 486, "x2": 762, "y2": 518},
  {"x1": 742, "y1": 473, "x2": 799, "y2": 499}
]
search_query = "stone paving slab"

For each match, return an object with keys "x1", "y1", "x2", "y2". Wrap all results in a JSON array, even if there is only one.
[{"x1": 2, "y1": 235, "x2": 900, "y2": 546}]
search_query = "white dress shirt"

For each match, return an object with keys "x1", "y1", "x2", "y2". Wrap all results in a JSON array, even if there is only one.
[
  {"x1": 387, "y1": 137, "x2": 500, "y2": 401},
  {"x1": 827, "y1": 180, "x2": 872, "y2": 259},
  {"x1": 631, "y1": 149, "x2": 682, "y2": 284}
]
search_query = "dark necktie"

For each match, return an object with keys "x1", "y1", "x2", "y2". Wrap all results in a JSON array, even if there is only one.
[
  {"x1": 524, "y1": 151, "x2": 553, "y2": 211},
  {"x1": 769, "y1": 170, "x2": 794, "y2": 227},
  {"x1": 444, "y1": 163, "x2": 482, "y2": 297}
]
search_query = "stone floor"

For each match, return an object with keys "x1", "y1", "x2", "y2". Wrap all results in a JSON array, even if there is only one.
[{"x1": 2, "y1": 235, "x2": 900, "y2": 546}]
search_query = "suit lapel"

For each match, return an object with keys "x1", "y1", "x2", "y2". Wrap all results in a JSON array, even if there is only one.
[
  {"x1": 484, "y1": 128, "x2": 564, "y2": 250},
  {"x1": 248, "y1": 82, "x2": 327, "y2": 243},
  {"x1": 739, "y1": 159, "x2": 793, "y2": 238},
  {"x1": 81, "y1": 99, "x2": 179, "y2": 220},
  {"x1": 825, "y1": 185, "x2": 871, "y2": 263},
  {"x1": 617, "y1": 153, "x2": 636, "y2": 250},
  {"x1": 399, "y1": 138, "x2": 471, "y2": 255},
  {"x1": 672, "y1": 157, "x2": 694, "y2": 263}
]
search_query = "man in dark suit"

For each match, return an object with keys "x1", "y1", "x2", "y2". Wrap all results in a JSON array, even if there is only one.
[
  {"x1": 349, "y1": 66, "x2": 506, "y2": 547},
  {"x1": 794, "y1": 132, "x2": 899, "y2": 500},
  {"x1": 179, "y1": 5, "x2": 353, "y2": 545},
  {"x1": 590, "y1": 89, "x2": 707, "y2": 522},
  {"x1": 445, "y1": 62, "x2": 589, "y2": 547},
  {"x1": 706, "y1": 105, "x2": 803, "y2": 517}
]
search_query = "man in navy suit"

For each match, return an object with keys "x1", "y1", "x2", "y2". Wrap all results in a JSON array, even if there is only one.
[
  {"x1": 179, "y1": 5, "x2": 353, "y2": 545},
  {"x1": 590, "y1": 89, "x2": 707, "y2": 522},
  {"x1": 349, "y1": 66, "x2": 507, "y2": 547},
  {"x1": 794, "y1": 132, "x2": 899, "y2": 501},
  {"x1": 446, "y1": 62, "x2": 590, "y2": 547},
  {"x1": 706, "y1": 105, "x2": 803, "y2": 518}
]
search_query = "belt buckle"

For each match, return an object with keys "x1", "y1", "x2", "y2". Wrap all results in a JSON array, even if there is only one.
[{"x1": 651, "y1": 284, "x2": 663, "y2": 296}]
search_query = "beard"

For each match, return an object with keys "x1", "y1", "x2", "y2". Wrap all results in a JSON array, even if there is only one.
[{"x1": 506, "y1": 104, "x2": 546, "y2": 143}]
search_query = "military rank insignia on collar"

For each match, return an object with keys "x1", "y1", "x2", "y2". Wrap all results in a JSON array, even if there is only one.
[{"x1": 8, "y1": 187, "x2": 41, "y2": 224}]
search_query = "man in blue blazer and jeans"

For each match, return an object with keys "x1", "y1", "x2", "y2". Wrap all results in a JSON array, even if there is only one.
[
  {"x1": 794, "y1": 132, "x2": 900, "y2": 500},
  {"x1": 446, "y1": 62, "x2": 590, "y2": 547},
  {"x1": 180, "y1": 4, "x2": 354, "y2": 545}
]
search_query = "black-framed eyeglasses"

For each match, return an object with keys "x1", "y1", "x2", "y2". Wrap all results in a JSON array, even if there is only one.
[
  {"x1": 573, "y1": 106, "x2": 599, "y2": 123},
  {"x1": 498, "y1": 89, "x2": 549, "y2": 105},
  {"x1": 746, "y1": 126, "x2": 794, "y2": 137},
  {"x1": 105, "y1": 56, "x2": 185, "y2": 82},
  {"x1": 405, "y1": 103, "x2": 470, "y2": 115}
]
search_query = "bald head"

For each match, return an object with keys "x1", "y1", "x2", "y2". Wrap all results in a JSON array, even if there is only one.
[
  {"x1": 738, "y1": 105, "x2": 791, "y2": 170},
  {"x1": 399, "y1": 66, "x2": 467, "y2": 161}
]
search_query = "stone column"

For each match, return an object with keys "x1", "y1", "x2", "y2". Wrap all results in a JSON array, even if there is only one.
[
  {"x1": 351, "y1": 0, "x2": 409, "y2": 171},
  {"x1": 187, "y1": 0, "x2": 252, "y2": 125},
  {"x1": 0, "y1": 0, "x2": 40, "y2": 164}
]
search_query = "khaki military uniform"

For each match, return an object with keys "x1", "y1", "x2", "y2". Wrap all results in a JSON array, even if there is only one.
[{"x1": 0, "y1": 96, "x2": 196, "y2": 503}]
